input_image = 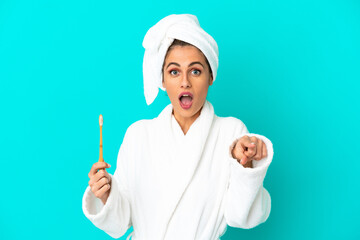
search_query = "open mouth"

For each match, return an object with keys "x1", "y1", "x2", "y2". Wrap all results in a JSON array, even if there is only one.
[{"x1": 178, "y1": 92, "x2": 193, "y2": 109}]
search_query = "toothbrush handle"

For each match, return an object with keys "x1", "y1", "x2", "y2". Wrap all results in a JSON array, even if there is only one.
[{"x1": 99, "y1": 125, "x2": 104, "y2": 163}]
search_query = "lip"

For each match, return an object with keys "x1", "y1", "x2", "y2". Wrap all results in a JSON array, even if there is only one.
[
  {"x1": 178, "y1": 92, "x2": 194, "y2": 99},
  {"x1": 178, "y1": 92, "x2": 193, "y2": 110}
]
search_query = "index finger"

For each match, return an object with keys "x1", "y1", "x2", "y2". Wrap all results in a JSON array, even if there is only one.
[{"x1": 88, "y1": 162, "x2": 111, "y2": 178}]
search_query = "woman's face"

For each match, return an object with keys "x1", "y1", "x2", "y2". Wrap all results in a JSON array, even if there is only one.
[{"x1": 162, "y1": 45, "x2": 213, "y2": 120}]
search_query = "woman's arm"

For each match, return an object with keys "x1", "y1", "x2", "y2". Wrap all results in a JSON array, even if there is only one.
[
  {"x1": 82, "y1": 173, "x2": 131, "y2": 238},
  {"x1": 82, "y1": 126, "x2": 135, "y2": 238},
  {"x1": 223, "y1": 122, "x2": 274, "y2": 229}
]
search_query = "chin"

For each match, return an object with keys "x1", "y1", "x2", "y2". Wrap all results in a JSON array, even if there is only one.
[
  {"x1": 180, "y1": 104, "x2": 201, "y2": 118},
  {"x1": 171, "y1": 97, "x2": 204, "y2": 118}
]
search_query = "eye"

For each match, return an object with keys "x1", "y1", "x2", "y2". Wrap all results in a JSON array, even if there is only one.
[
  {"x1": 170, "y1": 70, "x2": 179, "y2": 76},
  {"x1": 192, "y1": 69, "x2": 201, "y2": 75}
]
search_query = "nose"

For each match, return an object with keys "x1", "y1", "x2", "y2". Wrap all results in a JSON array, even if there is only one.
[{"x1": 180, "y1": 74, "x2": 191, "y2": 88}]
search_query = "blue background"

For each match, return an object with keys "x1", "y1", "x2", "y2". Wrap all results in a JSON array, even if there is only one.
[{"x1": 1, "y1": 0, "x2": 359, "y2": 239}]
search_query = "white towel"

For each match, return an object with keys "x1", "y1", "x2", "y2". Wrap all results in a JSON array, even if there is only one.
[{"x1": 142, "y1": 14, "x2": 219, "y2": 105}]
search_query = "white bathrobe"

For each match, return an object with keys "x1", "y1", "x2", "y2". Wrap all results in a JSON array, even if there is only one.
[{"x1": 82, "y1": 100, "x2": 273, "y2": 240}]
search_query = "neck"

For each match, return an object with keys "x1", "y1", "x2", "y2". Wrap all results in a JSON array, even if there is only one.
[{"x1": 172, "y1": 107, "x2": 202, "y2": 135}]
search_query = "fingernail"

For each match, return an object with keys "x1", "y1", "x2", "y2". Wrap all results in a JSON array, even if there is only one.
[{"x1": 107, "y1": 164, "x2": 111, "y2": 167}]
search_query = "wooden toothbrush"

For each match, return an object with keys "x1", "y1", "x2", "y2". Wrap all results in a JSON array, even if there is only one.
[{"x1": 99, "y1": 114, "x2": 104, "y2": 165}]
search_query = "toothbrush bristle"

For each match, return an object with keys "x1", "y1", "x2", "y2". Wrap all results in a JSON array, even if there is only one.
[{"x1": 99, "y1": 114, "x2": 103, "y2": 126}]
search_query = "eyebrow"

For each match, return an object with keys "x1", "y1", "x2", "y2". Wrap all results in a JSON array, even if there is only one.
[{"x1": 166, "y1": 61, "x2": 204, "y2": 69}]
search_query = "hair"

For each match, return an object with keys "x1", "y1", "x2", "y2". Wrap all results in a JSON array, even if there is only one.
[{"x1": 161, "y1": 39, "x2": 213, "y2": 78}]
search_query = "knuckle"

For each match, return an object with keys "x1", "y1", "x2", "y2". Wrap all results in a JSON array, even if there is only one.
[{"x1": 102, "y1": 177, "x2": 108, "y2": 184}]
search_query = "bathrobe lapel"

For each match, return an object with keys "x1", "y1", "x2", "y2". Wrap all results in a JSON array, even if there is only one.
[{"x1": 154, "y1": 100, "x2": 214, "y2": 238}]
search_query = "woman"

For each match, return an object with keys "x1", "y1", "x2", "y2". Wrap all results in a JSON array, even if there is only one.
[{"x1": 82, "y1": 14, "x2": 274, "y2": 240}]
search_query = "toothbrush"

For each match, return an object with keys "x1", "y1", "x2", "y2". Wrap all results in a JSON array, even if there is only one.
[{"x1": 99, "y1": 114, "x2": 104, "y2": 164}]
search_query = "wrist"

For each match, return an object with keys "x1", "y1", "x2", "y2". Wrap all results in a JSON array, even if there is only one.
[
  {"x1": 243, "y1": 160, "x2": 253, "y2": 168},
  {"x1": 101, "y1": 193, "x2": 109, "y2": 205}
]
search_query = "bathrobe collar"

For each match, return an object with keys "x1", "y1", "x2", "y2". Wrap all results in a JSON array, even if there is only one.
[{"x1": 155, "y1": 100, "x2": 215, "y2": 237}]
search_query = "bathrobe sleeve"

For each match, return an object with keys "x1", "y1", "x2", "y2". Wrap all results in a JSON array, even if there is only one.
[
  {"x1": 82, "y1": 126, "x2": 134, "y2": 238},
  {"x1": 224, "y1": 121, "x2": 274, "y2": 229}
]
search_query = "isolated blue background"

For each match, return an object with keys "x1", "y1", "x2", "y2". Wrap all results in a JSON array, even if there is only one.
[{"x1": 0, "y1": 0, "x2": 359, "y2": 239}]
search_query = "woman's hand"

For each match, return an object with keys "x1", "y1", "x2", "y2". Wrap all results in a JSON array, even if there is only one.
[
  {"x1": 231, "y1": 136, "x2": 268, "y2": 167},
  {"x1": 88, "y1": 162, "x2": 112, "y2": 204}
]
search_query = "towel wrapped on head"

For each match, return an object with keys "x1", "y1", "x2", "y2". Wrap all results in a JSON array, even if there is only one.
[{"x1": 142, "y1": 14, "x2": 219, "y2": 105}]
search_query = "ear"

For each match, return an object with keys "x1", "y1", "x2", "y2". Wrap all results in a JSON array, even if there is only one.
[
  {"x1": 162, "y1": 80, "x2": 165, "y2": 88},
  {"x1": 209, "y1": 74, "x2": 214, "y2": 86}
]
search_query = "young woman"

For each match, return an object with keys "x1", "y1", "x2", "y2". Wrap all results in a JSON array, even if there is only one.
[{"x1": 82, "y1": 14, "x2": 274, "y2": 240}]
